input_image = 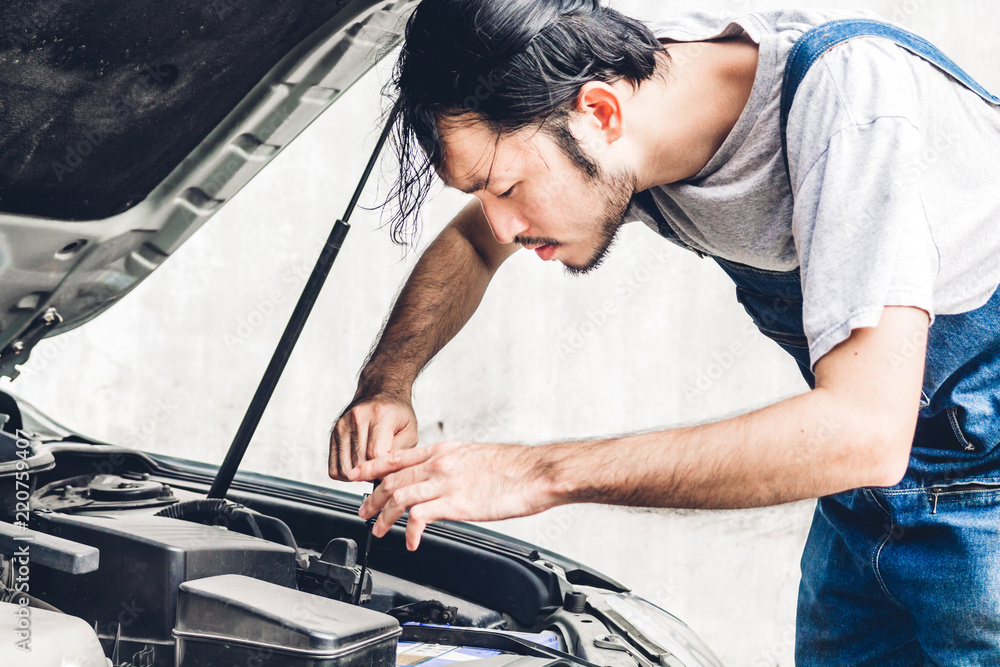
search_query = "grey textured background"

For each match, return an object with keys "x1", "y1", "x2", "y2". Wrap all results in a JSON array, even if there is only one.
[{"x1": 5, "y1": 1, "x2": 997, "y2": 665}]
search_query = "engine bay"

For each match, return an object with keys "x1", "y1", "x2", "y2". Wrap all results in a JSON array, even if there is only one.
[{"x1": 0, "y1": 413, "x2": 650, "y2": 667}]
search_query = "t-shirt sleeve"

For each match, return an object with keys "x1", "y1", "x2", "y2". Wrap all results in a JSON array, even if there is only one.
[{"x1": 792, "y1": 116, "x2": 940, "y2": 369}]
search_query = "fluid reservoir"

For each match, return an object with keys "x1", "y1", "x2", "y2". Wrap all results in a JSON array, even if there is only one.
[{"x1": 0, "y1": 600, "x2": 111, "y2": 666}]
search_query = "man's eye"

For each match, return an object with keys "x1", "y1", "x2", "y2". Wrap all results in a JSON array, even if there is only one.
[{"x1": 497, "y1": 185, "x2": 516, "y2": 198}]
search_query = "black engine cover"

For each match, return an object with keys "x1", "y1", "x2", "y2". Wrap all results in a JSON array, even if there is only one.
[{"x1": 31, "y1": 512, "x2": 296, "y2": 661}]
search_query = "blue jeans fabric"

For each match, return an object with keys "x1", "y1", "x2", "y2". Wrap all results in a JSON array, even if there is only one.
[
  {"x1": 633, "y1": 18, "x2": 1000, "y2": 665},
  {"x1": 797, "y1": 483, "x2": 1000, "y2": 666}
]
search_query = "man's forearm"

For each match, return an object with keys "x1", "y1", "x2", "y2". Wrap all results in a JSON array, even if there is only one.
[
  {"x1": 358, "y1": 216, "x2": 499, "y2": 400},
  {"x1": 540, "y1": 388, "x2": 906, "y2": 511},
  {"x1": 537, "y1": 309, "x2": 928, "y2": 511}
]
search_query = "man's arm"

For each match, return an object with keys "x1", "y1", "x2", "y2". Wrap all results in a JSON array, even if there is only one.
[
  {"x1": 352, "y1": 306, "x2": 929, "y2": 550},
  {"x1": 546, "y1": 306, "x2": 927, "y2": 508},
  {"x1": 329, "y1": 199, "x2": 517, "y2": 480}
]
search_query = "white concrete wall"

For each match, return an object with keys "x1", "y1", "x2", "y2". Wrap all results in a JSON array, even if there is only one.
[{"x1": 5, "y1": 1, "x2": 998, "y2": 665}]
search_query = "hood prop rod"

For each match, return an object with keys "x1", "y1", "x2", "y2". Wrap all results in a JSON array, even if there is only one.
[{"x1": 209, "y1": 104, "x2": 399, "y2": 500}]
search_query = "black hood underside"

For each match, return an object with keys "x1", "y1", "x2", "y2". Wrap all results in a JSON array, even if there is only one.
[{"x1": 0, "y1": 0, "x2": 356, "y2": 221}]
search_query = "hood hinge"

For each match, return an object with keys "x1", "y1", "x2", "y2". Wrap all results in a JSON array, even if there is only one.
[{"x1": 0, "y1": 307, "x2": 64, "y2": 380}]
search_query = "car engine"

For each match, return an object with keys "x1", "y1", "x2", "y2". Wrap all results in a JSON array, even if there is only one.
[
  {"x1": 0, "y1": 422, "x2": 649, "y2": 667},
  {"x1": 1, "y1": 429, "x2": 404, "y2": 667}
]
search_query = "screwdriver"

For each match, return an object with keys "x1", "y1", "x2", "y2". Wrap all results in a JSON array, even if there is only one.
[{"x1": 353, "y1": 479, "x2": 380, "y2": 605}]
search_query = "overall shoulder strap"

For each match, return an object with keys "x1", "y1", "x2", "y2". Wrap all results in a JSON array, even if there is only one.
[{"x1": 779, "y1": 18, "x2": 1000, "y2": 186}]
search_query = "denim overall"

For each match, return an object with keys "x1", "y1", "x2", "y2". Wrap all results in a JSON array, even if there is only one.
[{"x1": 637, "y1": 19, "x2": 1000, "y2": 666}]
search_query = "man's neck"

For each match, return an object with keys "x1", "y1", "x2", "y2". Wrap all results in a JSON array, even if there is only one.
[{"x1": 629, "y1": 35, "x2": 759, "y2": 190}]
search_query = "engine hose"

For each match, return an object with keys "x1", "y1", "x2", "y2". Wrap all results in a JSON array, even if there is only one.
[
  {"x1": 155, "y1": 499, "x2": 297, "y2": 551},
  {"x1": 248, "y1": 511, "x2": 299, "y2": 552},
  {"x1": 154, "y1": 498, "x2": 229, "y2": 520}
]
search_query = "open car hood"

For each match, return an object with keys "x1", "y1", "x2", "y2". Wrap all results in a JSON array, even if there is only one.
[{"x1": 0, "y1": 0, "x2": 416, "y2": 379}]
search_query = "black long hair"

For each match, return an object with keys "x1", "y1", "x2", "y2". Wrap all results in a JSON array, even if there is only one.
[{"x1": 382, "y1": 0, "x2": 666, "y2": 245}]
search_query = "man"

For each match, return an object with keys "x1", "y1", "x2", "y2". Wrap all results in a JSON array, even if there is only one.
[{"x1": 329, "y1": 0, "x2": 1000, "y2": 663}]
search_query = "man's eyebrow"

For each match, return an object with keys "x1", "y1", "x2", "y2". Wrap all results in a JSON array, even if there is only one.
[{"x1": 453, "y1": 176, "x2": 489, "y2": 194}]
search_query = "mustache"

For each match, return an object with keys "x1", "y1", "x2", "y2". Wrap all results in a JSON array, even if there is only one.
[{"x1": 514, "y1": 236, "x2": 560, "y2": 247}]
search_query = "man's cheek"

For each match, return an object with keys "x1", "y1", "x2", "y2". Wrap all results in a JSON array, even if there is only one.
[{"x1": 538, "y1": 173, "x2": 571, "y2": 205}]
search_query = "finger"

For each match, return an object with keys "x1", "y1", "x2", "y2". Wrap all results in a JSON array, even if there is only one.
[
  {"x1": 335, "y1": 418, "x2": 355, "y2": 480},
  {"x1": 350, "y1": 411, "x2": 369, "y2": 471},
  {"x1": 361, "y1": 465, "x2": 425, "y2": 517},
  {"x1": 367, "y1": 420, "x2": 393, "y2": 461},
  {"x1": 331, "y1": 421, "x2": 352, "y2": 480},
  {"x1": 328, "y1": 430, "x2": 339, "y2": 479},
  {"x1": 349, "y1": 446, "x2": 434, "y2": 482},
  {"x1": 374, "y1": 479, "x2": 440, "y2": 537},
  {"x1": 404, "y1": 499, "x2": 450, "y2": 551},
  {"x1": 362, "y1": 470, "x2": 437, "y2": 532}
]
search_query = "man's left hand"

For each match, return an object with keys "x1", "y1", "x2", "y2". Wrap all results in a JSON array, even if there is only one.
[{"x1": 348, "y1": 441, "x2": 557, "y2": 550}]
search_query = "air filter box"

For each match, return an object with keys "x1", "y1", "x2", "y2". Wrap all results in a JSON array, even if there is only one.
[
  {"x1": 174, "y1": 574, "x2": 401, "y2": 666},
  {"x1": 30, "y1": 512, "x2": 296, "y2": 657}
]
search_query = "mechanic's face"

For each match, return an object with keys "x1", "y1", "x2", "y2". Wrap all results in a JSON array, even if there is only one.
[{"x1": 437, "y1": 116, "x2": 635, "y2": 275}]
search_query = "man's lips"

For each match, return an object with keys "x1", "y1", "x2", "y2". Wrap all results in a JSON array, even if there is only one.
[
  {"x1": 523, "y1": 243, "x2": 557, "y2": 260},
  {"x1": 534, "y1": 244, "x2": 557, "y2": 261}
]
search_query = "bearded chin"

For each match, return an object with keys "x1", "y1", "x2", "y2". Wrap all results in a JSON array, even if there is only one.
[{"x1": 562, "y1": 167, "x2": 637, "y2": 276}]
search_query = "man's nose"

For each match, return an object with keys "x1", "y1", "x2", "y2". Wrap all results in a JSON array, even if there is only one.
[{"x1": 482, "y1": 201, "x2": 529, "y2": 244}]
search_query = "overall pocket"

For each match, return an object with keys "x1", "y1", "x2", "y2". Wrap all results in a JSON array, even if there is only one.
[{"x1": 927, "y1": 478, "x2": 1000, "y2": 513}]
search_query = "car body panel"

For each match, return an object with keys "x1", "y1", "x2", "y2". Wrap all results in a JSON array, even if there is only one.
[{"x1": 0, "y1": 0, "x2": 416, "y2": 378}]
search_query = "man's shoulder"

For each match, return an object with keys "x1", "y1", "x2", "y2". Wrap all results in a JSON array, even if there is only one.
[
  {"x1": 785, "y1": 30, "x2": 953, "y2": 167},
  {"x1": 641, "y1": 8, "x2": 883, "y2": 45},
  {"x1": 781, "y1": 23, "x2": 957, "y2": 183},
  {"x1": 799, "y1": 35, "x2": 950, "y2": 118}
]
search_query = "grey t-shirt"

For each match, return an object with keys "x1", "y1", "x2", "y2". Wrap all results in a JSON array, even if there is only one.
[{"x1": 627, "y1": 9, "x2": 1000, "y2": 368}]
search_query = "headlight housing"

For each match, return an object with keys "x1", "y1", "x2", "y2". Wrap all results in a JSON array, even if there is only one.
[{"x1": 586, "y1": 590, "x2": 723, "y2": 667}]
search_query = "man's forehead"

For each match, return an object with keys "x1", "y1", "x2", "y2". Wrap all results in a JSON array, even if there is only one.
[
  {"x1": 436, "y1": 118, "x2": 500, "y2": 193},
  {"x1": 436, "y1": 116, "x2": 541, "y2": 193}
]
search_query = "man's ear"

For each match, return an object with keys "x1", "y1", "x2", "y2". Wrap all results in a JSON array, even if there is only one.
[{"x1": 574, "y1": 81, "x2": 625, "y2": 144}]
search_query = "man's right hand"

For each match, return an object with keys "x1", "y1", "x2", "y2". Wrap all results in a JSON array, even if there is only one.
[
  {"x1": 328, "y1": 200, "x2": 513, "y2": 482},
  {"x1": 329, "y1": 393, "x2": 419, "y2": 481}
]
